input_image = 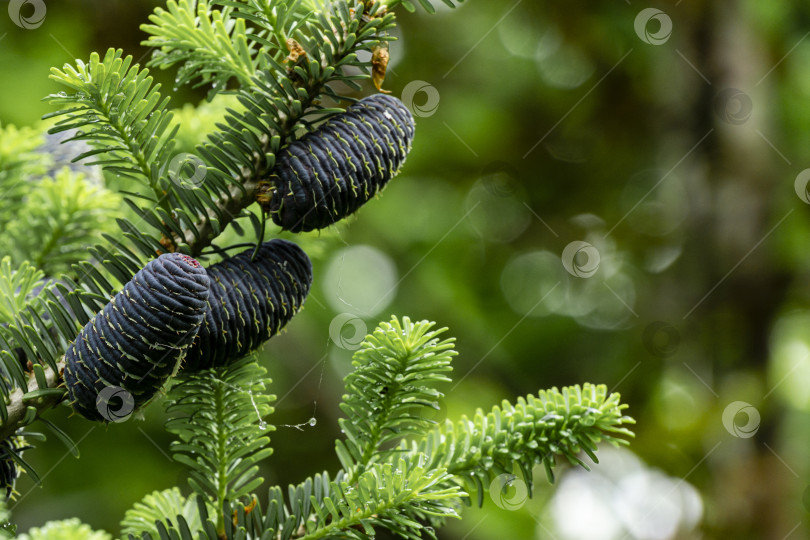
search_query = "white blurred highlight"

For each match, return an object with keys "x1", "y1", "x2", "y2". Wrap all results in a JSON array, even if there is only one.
[
  {"x1": 500, "y1": 230, "x2": 637, "y2": 330},
  {"x1": 548, "y1": 447, "x2": 703, "y2": 540},
  {"x1": 323, "y1": 245, "x2": 397, "y2": 317}
]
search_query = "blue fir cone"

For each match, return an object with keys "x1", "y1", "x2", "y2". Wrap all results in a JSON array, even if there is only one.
[
  {"x1": 0, "y1": 435, "x2": 27, "y2": 500},
  {"x1": 263, "y1": 93, "x2": 415, "y2": 232},
  {"x1": 182, "y1": 239, "x2": 313, "y2": 372},
  {"x1": 64, "y1": 253, "x2": 210, "y2": 422}
]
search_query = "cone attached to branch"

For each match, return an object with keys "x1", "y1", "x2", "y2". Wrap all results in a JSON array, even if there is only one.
[
  {"x1": 261, "y1": 94, "x2": 416, "y2": 232},
  {"x1": 64, "y1": 253, "x2": 210, "y2": 422},
  {"x1": 182, "y1": 239, "x2": 313, "y2": 372}
]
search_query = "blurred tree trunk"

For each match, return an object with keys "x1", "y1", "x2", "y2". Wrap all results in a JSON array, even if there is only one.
[{"x1": 678, "y1": 0, "x2": 792, "y2": 538}]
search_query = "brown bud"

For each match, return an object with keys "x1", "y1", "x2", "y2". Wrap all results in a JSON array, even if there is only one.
[{"x1": 372, "y1": 46, "x2": 391, "y2": 94}]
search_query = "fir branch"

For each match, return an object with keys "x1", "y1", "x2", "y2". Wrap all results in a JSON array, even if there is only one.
[
  {"x1": 43, "y1": 49, "x2": 242, "y2": 252},
  {"x1": 44, "y1": 49, "x2": 178, "y2": 215},
  {"x1": 0, "y1": 260, "x2": 43, "y2": 325},
  {"x1": 0, "y1": 363, "x2": 63, "y2": 443},
  {"x1": 165, "y1": 357, "x2": 275, "y2": 533},
  {"x1": 2, "y1": 0, "x2": 469, "y2": 493},
  {"x1": 411, "y1": 383, "x2": 635, "y2": 505},
  {"x1": 0, "y1": 499, "x2": 13, "y2": 538},
  {"x1": 221, "y1": 381, "x2": 633, "y2": 539},
  {"x1": 0, "y1": 124, "x2": 44, "y2": 177},
  {"x1": 294, "y1": 459, "x2": 462, "y2": 540},
  {"x1": 215, "y1": 0, "x2": 314, "y2": 48},
  {"x1": 167, "y1": 0, "x2": 401, "y2": 254},
  {"x1": 17, "y1": 518, "x2": 111, "y2": 540},
  {"x1": 141, "y1": 0, "x2": 259, "y2": 91},
  {"x1": 0, "y1": 124, "x2": 47, "y2": 231},
  {"x1": 336, "y1": 316, "x2": 456, "y2": 480},
  {"x1": 381, "y1": 0, "x2": 465, "y2": 14},
  {"x1": 43, "y1": 0, "x2": 459, "y2": 256},
  {"x1": 121, "y1": 488, "x2": 215, "y2": 539},
  {"x1": 221, "y1": 458, "x2": 463, "y2": 540},
  {"x1": 214, "y1": 321, "x2": 634, "y2": 540},
  {"x1": 7, "y1": 168, "x2": 120, "y2": 276}
]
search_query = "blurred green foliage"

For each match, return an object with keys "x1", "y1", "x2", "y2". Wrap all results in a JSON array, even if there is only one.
[{"x1": 2, "y1": 0, "x2": 810, "y2": 539}]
